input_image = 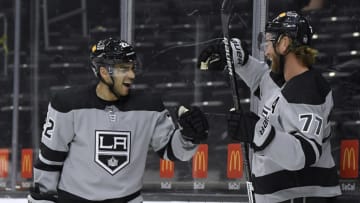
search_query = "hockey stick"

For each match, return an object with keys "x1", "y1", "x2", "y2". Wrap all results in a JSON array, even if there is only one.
[{"x1": 220, "y1": 0, "x2": 255, "y2": 202}]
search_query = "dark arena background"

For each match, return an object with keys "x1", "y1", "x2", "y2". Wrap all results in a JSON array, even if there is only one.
[{"x1": 0, "y1": 0, "x2": 360, "y2": 202}]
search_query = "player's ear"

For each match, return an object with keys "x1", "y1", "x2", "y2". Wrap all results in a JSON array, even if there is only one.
[
  {"x1": 278, "y1": 35, "x2": 291, "y2": 54},
  {"x1": 99, "y1": 66, "x2": 109, "y2": 78}
]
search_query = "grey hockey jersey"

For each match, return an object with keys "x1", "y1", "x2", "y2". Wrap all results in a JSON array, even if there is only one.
[
  {"x1": 33, "y1": 83, "x2": 198, "y2": 201},
  {"x1": 236, "y1": 56, "x2": 341, "y2": 203}
]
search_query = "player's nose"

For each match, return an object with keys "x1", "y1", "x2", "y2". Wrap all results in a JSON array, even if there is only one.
[{"x1": 127, "y1": 69, "x2": 136, "y2": 79}]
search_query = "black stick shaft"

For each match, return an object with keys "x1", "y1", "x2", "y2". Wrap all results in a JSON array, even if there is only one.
[{"x1": 221, "y1": 0, "x2": 255, "y2": 202}]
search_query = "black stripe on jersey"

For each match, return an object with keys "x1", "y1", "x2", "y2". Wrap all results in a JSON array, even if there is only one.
[
  {"x1": 254, "y1": 72, "x2": 284, "y2": 100},
  {"x1": 281, "y1": 70, "x2": 331, "y2": 105},
  {"x1": 156, "y1": 148, "x2": 166, "y2": 159},
  {"x1": 254, "y1": 86, "x2": 261, "y2": 100},
  {"x1": 253, "y1": 166, "x2": 339, "y2": 194},
  {"x1": 58, "y1": 188, "x2": 141, "y2": 202},
  {"x1": 34, "y1": 159, "x2": 63, "y2": 171},
  {"x1": 40, "y1": 142, "x2": 68, "y2": 162},
  {"x1": 292, "y1": 132, "x2": 321, "y2": 167},
  {"x1": 270, "y1": 71, "x2": 285, "y2": 87},
  {"x1": 165, "y1": 143, "x2": 177, "y2": 161},
  {"x1": 156, "y1": 131, "x2": 178, "y2": 161},
  {"x1": 51, "y1": 83, "x2": 165, "y2": 113}
]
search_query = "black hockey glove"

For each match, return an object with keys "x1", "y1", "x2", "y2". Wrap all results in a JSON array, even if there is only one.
[
  {"x1": 178, "y1": 106, "x2": 209, "y2": 144},
  {"x1": 228, "y1": 110, "x2": 258, "y2": 143},
  {"x1": 227, "y1": 109, "x2": 275, "y2": 151},
  {"x1": 197, "y1": 40, "x2": 226, "y2": 71},
  {"x1": 197, "y1": 38, "x2": 249, "y2": 71},
  {"x1": 228, "y1": 38, "x2": 249, "y2": 67},
  {"x1": 27, "y1": 183, "x2": 58, "y2": 203}
]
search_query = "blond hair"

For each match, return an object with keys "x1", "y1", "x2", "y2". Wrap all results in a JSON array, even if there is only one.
[{"x1": 291, "y1": 45, "x2": 318, "y2": 67}]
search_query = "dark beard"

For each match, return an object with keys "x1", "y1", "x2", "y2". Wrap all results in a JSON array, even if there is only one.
[{"x1": 271, "y1": 54, "x2": 280, "y2": 74}]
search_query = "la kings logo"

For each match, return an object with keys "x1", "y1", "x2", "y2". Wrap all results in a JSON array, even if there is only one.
[{"x1": 95, "y1": 130, "x2": 130, "y2": 175}]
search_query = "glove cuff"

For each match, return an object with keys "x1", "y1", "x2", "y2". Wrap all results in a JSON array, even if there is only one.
[
  {"x1": 229, "y1": 38, "x2": 249, "y2": 66},
  {"x1": 252, "y1": 118, "x2": 276, "y2": 151},
  {"x1": 177, "y1": 106, "x2": 209, "y2": 144}
]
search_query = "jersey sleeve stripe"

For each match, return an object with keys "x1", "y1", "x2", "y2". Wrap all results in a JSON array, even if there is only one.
[
  {"x1": 292, "y1": 133, "x2": 321, "y2": 167},
  {"x1": 156, "y1": 131, "x2": 178, "y2": 161},
  {"x1": 254, "y1": 86, "x2": 261, "y2": 100},
  {"x1": 34, "y1": 159, "x2": 63, "y2": 171},
  {"x1": 165, "y1": 138, "x2": 177, "y2": 161},
  {"x1": 39, "y1": 153, "x2": 64, "y2": 166},
  {"x1": 253, "y1": 166, "x2": 339, "y2": 194},
  {"x1": 40, "y1": 142, "x2": 68, "y2": 162}
]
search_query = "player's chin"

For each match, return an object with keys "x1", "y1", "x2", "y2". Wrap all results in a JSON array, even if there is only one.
[{"x1": 119, "y1": 85, "x2": 131, "y2": 96}]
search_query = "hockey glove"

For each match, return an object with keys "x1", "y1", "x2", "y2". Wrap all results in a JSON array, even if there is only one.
[
  {"x1": 28, "y1": 184, "x2": 57, "y2": 203},
  {"x1": 197, "y1": 40, "x2": 226, "y2": 71},
  {"x1": 227, "y1": 109, "x2": 275, "y2": 151},
  {"x1": 228, "y1": 38, "x2": 249, "y2": 67},
  {"x1": 227, "y1": 110, "x2": 258, "y2": 143},
  {"x1": 178, "y1": 106, "x2": 209, "y2": 144}
]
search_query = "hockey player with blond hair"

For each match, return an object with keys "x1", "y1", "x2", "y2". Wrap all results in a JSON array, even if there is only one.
[{"x1": 199, "y1": 11, "x2": 341, "y2": 203}]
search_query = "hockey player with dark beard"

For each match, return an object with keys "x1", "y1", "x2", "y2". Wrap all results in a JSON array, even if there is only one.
[
  {"x1": 28, "y1": 37, "x2": 209, "y2": 203},
  {"x1": 199, "y1": 11, "x2": 341, "y2": 203}
]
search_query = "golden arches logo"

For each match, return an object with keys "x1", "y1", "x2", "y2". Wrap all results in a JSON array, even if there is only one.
[
  {"x1": 160, "y1": 159, "x2": 174, "y2": 172},
  {"x1": 22, "y1": 154, "x2": 32, "y2": 173},
  {"x1": 194, "y1": 151, "x2": 206, "y2": 172},
  {"x1": 343, "y1": 147, "x2": 356, "y2": 170},
  {"x1": 0, "y1": 155, "x2": 8, "y2": 177},
  {"x1": 192, "y1": 144, "x2": 208, "y2": 178},
  {"x1": 229, "y1": 151, "x2": 241, "y2": 172},
  {"x1": 21, "y1": 149, "x2": 33, "y2": 178},
  {"x1": 227, "y1": 144, "x2": 243, "y2": 178}
]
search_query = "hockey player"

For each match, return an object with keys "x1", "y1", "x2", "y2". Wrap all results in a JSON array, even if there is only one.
[
  {"x1": 28, "y1": 37, "x2": 209, "y2": 203},
  {"x1": 199, "y1": 11, "x2": 341, "y2": 203}
]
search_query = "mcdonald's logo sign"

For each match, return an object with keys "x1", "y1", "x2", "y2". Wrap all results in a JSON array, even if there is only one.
[
  {"x1": 159, "y1": 159, "x2": 174, "y2": 178},
  {"x1": 21, "y1": 149, "x2": 33, "y2": 179},
  {"x1": 192, "y1": 144, "x2": 208, "y2": 178},
  {"x1": 0, "y1": 149, "x2": 9, "y2": 178},
  {"x1": 340, "y1": 140, "x2": 359, "y2": 178},
  {"x1": 227, "y1": 143, "x2": 243, "y2": 179}
]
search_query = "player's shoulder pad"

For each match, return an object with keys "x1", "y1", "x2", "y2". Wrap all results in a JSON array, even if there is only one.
[
  {"x1": 50, "y1": 84, "x2": 94, "y2": 113},
  {"x1": 281, "y1": 70, "x2": 331, "y2": 105},
  {"x1": 126, "y1": 91, "x2": 165, "y2": 112}
]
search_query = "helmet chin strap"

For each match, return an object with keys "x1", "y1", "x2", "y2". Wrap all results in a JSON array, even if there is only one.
[
  {"x1": 278, "y1": 55, "x2": 285, "y2": 77},
  {"x1": 272, "y1": 34, "x2": 290, "y2": 78},
  {"x1": 108, "y1": 77, "x2": 123, "y2": 99},
  {"x1": 99, "y1": 67, "x2": 122, "y2": 99}
]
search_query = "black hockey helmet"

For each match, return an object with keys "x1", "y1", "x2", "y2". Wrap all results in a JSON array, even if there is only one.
[
  {"x1": 90, "y1": 37, "x2": 136, "y2": 76},
  {"x1": 265, "y1": 11, "x2": 313, "y2": 47}
]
